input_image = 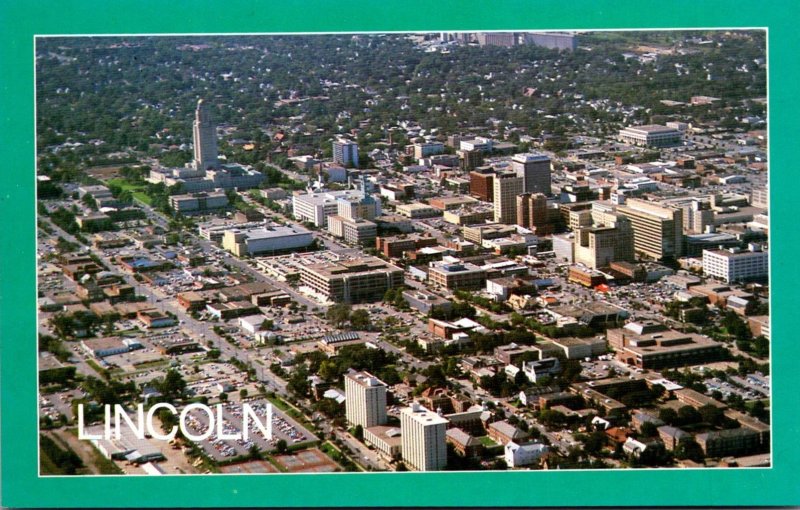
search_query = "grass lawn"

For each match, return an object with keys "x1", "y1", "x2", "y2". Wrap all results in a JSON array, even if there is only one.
[
  {"x1": 266, "y1": 395, "x2": 292, "y2": 412},
  {"x1": 85, "y1": 359, "x2": 107, "y2": 376},
  {"x1": 477, "y1": 435, "x2": 499, "y2": 447},
  {"x1": 132, "y1": 191, "x2": 152, "y2": 205},
  {"x1": 88, "y1": 444, "x2": 124, "y2": 474},
  {"x1": 132, "y1": 359, "x2": 169, "y2": 371},
  {"x1": 107, "y1": 177, "x2": 145, "y2": 192}
]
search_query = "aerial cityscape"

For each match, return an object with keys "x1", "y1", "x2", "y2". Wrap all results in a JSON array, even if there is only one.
[{"x1": 35, "y1": 30, "x2": 770, "y2": 475}]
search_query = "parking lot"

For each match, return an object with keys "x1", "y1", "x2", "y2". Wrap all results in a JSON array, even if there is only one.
[
  {"x1": 704, "y1": 372, "x2": 769, "y2": 401},
  {"x1": 187, "y1": 399, "x2": 317, "y2": 462}
]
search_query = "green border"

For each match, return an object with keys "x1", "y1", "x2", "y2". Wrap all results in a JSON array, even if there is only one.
[{"x1": 2, "y1": 0, "x2": 798, "y2": 507}]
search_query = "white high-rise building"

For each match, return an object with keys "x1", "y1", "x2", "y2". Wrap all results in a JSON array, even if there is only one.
[
  {"x1": 344, "y1": 371, "x2": 387, "y2": 429},
  {"x1": 193, "y1": 99, "x2": 219, "y2": 171},
  {"x1": 400, "y1": 403, "x2": 448, "y2": 471},
  {"x1": 493, "y1": 172, "x2": 524, "y2": 224},
  {"x1": 333, "y1": 139, "x2": 359, "y2": 167},
  {"x1": 511, "y1": 152, "x2": 551, "y2": 195}
]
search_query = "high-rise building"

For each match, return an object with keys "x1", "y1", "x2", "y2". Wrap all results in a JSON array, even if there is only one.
[
  {"x1": 511, "y1": 153, "x2": 551, "y2": 195},
  {"x1": 573, "y1": 218, "x2": 635, "y2": 269},
  {"x1": 400, "y1": 403, "x2": 448, "y2": 471},
  {"x1": 333, "y1": 139, "x2": 359, "y2": 167},
  {"x1": 469, "y1": 167, "x2": 495, "y2": 202},
  {"x1": 516, "y1": 193, "x2": 553, "y2": 234},
  {"x1": 616, "y1": 198, "x2": 684, "y2": 260},
  {"x1": 458, "y1": 149, "x2": 484, "y2": 171},
  {"x1": 493, "y1": 172, "x2": 524, "y2": 224},
  {"x1": 345, "y1": 371, "x2": 388, "y2": 428},
  {"x1": 193, "y1": 99, "x2": 219, "y2": 171}
]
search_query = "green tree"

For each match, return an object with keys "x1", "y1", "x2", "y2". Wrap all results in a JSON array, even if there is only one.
[
  {"x1": 326, "y1": 303, "x2": 352, "y2": 328},
  {"x1": 698, "y1": 404, "x2": 724, "y2": 427},
  {"x1": 676, "y1": 405, "x2": 701, "y2": 426},
  {"x1": 349, "y1": 309, "x2": 371, "y2": 331},
  {"x1": 658, "y1": 408, "x2": 678, "y2": 426},
  {"x1": 276, "y1": 439, "x2": 288, "y2": 454},
  {"x1": 674, "y1": 437, "x2": 704, "y2": 463},
  {"x1": 159, "y1": 369, "x2": 187, "y2": 401}
]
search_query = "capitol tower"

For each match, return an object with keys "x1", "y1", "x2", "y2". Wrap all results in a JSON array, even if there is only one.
[{"x1": 192, "y1": 99, "x2": 219, "y2": 171}]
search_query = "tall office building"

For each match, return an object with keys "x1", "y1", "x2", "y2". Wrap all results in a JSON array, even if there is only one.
[
  {"x1": 400, "y1": 403, "x2": 448, "y2": 471},
  {"x1": 333, "y1": 139, "x2": 359, "y2": 167},
  {"x1": 493, "y1": 172, "x2": 524, "y2": 224},
  {"x1": 516, "y1": 193, "x2": 553, "y2": 234},
  {"x1": 193, "y1": 99, "x2": 219, "y2": 171},
  {"x1": 573, "y1": 218, "x2": 635, "y2": 269},
  {"x1": 345, "y1": 371, "x2": 388, "y2": 428},
  {"x1": 511, "y1": 153, "x2": 551, "y2": 195},
  {"x1": 469, "y1": 167, "x2": 495, "y2": 202},
  {"x1": 616, "y1": 198, "x2": 684, "y2": 260}
]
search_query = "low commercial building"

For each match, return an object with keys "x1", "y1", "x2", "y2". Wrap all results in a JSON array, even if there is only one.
[
  {"x1": 300, "y1": 256, "x2": 404, "y2": 304},
  {"x1": 177, "y1": 291, "x2": 207, "y2": 311},
  {"x1": 494, "y1": 343, "x2": 541, "y2": 365},
  {"x1": 618, "y1": 124, "x2": 683, "y2": 147},
  {"x1": 364, "y1": 426, "x2": 402, "y2": 461},
  {"x1": 550, "y1": 336, "x2": 607, "y2": 360},
  {"x1": 568, "y1": 265, "x2": 606, "y2": 288},
  {"x1": 462, "y1": 223, "x2": 517, "y2": 244},
  {"x1": 221, "y1": 224, "x2": 313, "y2": 257},
  {"x1": 607, "y1": 321, "x2": 725, "y2": 370},
  {"x1": 86, "y1": 424, "x2": 165, "y2": 464},
  {"x1": 169, "y1": 191, "x2": 229, "y2": 213},
  {"x1": 402, "y1": 289, "x2": 453, "y2": 315},
  {"x1": 395, "y1": 202, "x2": 441, "y2": 219},
  {"x1": 137, "y1": 310, "x2": 176, "y2": 329},
  {"x1": 428, "y1": 259, "x2": 487, "y2": 291},
  {"x1": 206, "y1": 301, "x2": 261, "y2": 320},
  {"x1": 443, "y1": 204, "x2": 495, "y2": 226},
  {"x1": 238, "y1": 314, "x2": 269, "y2": 337},
  {"x1": 76, "y1": 213, "x2": 113, "y2": 231},
  {"x1": 428, "y1": 196, "x2": 478, "y2": 211},
  {"x1": 702, "y1": 245, "x2": 768, "y2": 283},
  {"x1": 81, "y1": 337, "x2": 143, "y2": 359},
  {"x1": 376, "y1": 234, "x2": 438, "y2": 258},
  {"x1": 327, "y1": 215, "x2": 377, "y2": 246}
]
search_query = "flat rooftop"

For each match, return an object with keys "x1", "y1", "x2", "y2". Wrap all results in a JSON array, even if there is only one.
[
  {"x1": 304, "y1": 256, "x2": 403, "y2": 278},
  {"x1": 402, "y1": 404, "x2": 449, "y2": 425},
  {"x1": 622, "y1": 124, "x2": 680, "y2": 134}
]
